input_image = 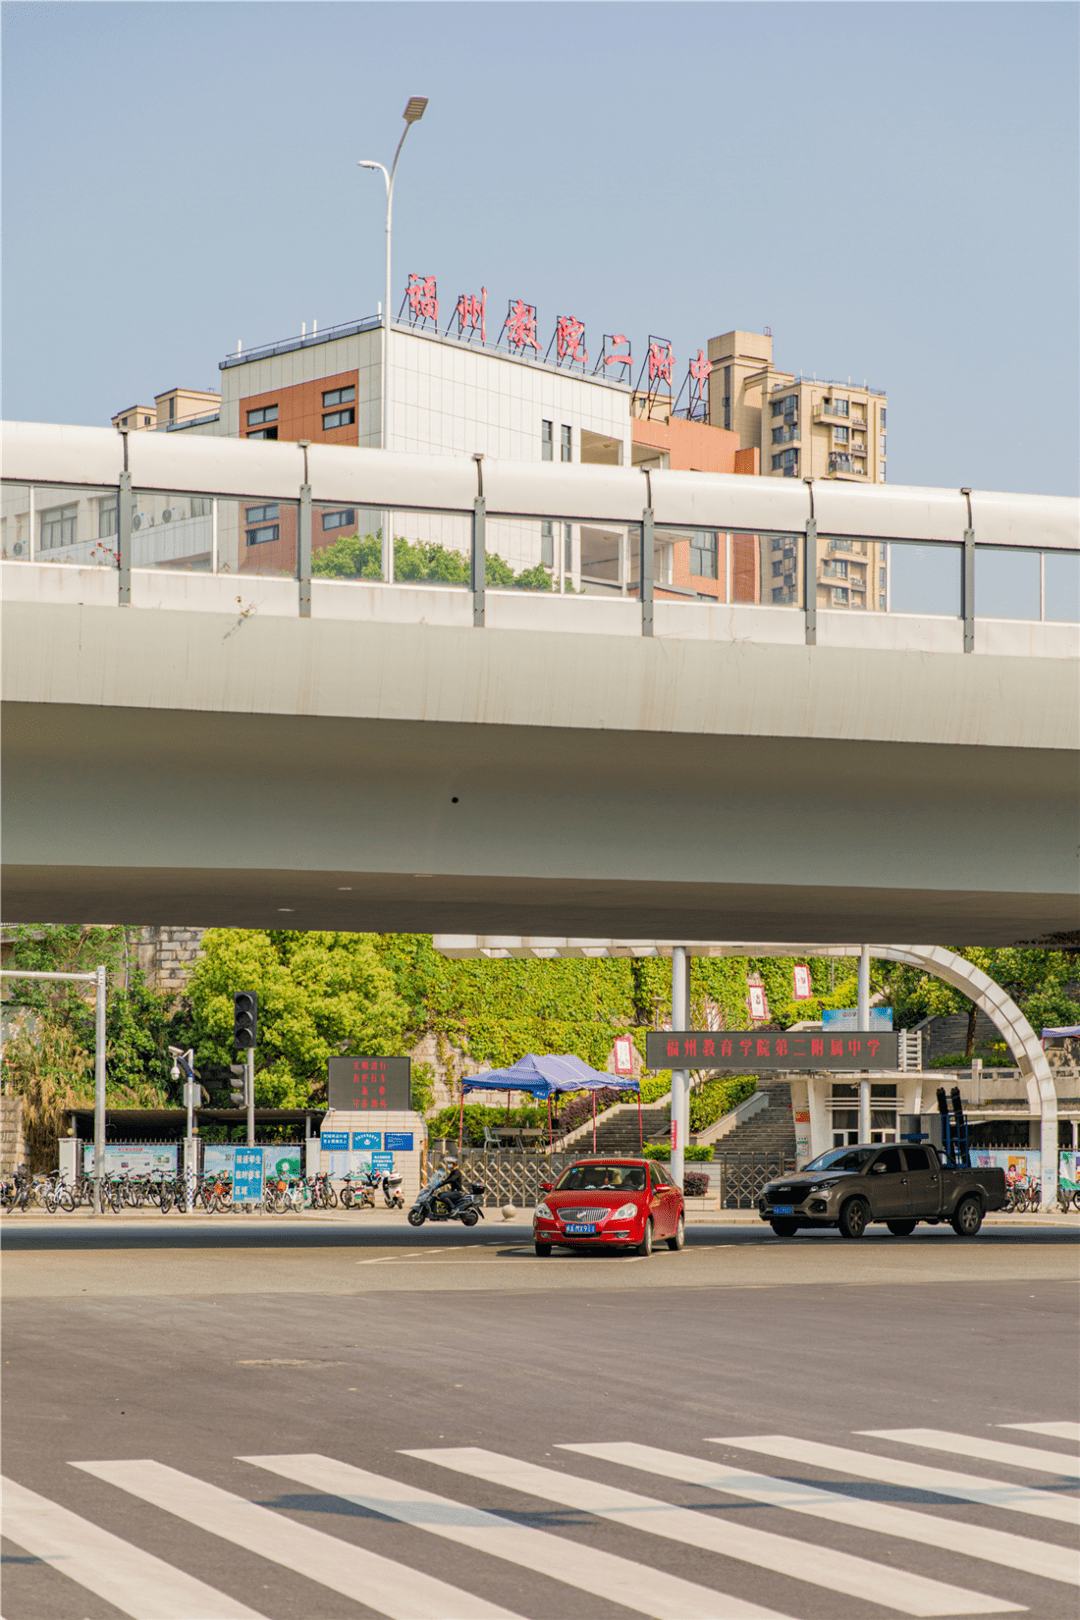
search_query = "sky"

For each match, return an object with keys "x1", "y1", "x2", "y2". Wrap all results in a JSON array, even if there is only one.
[{"x1": 2, "y1": 1, "x2": 1077, "y2": 495}]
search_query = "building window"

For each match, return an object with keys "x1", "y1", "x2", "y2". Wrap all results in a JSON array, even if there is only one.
[
  {"x1": 689, "y1": 530, "x2": 718, "y2": 579},
  {"x1": 540, "y1": 519, "x2": 554, "y2": 567},
  {"x1": 880, "y1": 465, "x2": 886, "y2": 482},
  {"x1": 541, "y1": 420, "x2": 553, "y2": 461},
  {"x1": 246, "y1": 524, "x2": 279, "y2": 547},
  {"x1": 833, "y1": 586, "x2": 849, "y2": 604},
  {"x1": 834, "y1": 425, "x2": 849, "y2": 444},
  {"x1": 168, "y1": 398, "x2": 176, "y2": 423},
  {"x1": 879, "y1": 567, "x2": 887, "y2": 588},
  {"x1": 40, "y1": 503, "x2": 78, "y2": 550},
  {"x1": 880, "y1": 593, "x2": 886, "y2": 609},
  {"x1": 323, "y1": 408, "x2": 355, "y2": 430},
  {"x1": 772, "y1": 447, "x2": 799, "y2": 475},
  {"x1": 247, "y1": 427, "x2": 278, "y2": 440},
  {"x1": 190, "y1": 496, "x2": 211, "y2": 517},
  {"x1": 322, "y1": 508, "x2": 356, "y2": 532},
  {"x1": 723, "y1": 365, "x2": 731, "y2": 430},
  {"x1": 120, "y1": 416, "x2": 129, "y2": 427},
  {"x1": 143, "y1": 416, "x2": 152, "y2": 427},
  {"x1": 323, "y1": 386, "x2": 355, "y2": 408},
  {"x1": 245, "y1": 504, "x2": 279, "y2": 524},
  {"x1": 825, "y1": 397, "x2": 849, "y2": 417},
  {"x1": 247, "y1": 405, "x2": 278, "y2": 427},
  {"x1": 880, "y1": 435, "x2": 887, "y2": 456},
  {"x1": 97, "y1": 497, "x2": 118, "y2": 538},
  {"x1": 561, "y1": 424, "x2": 572, "y2": 462},
  {"x1": 880, "y1": 408, "x2": 887, "y2": 429}
]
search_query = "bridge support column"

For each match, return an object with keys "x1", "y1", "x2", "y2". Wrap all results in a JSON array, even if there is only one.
[{"x1": 858, "y1": 944, "x2": 871, "y2": 1141}]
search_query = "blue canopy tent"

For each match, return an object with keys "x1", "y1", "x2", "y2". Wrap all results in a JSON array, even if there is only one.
[{"x1": 459, "y1": 1054, "x2": 640, "y2": 1152}]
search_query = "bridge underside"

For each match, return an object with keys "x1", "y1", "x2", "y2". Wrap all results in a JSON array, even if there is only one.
[{"x1": 3, "y1": 701, "x2": 1075, "y2": 944}]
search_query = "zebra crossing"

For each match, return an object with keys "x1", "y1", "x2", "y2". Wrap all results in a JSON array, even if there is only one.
[{"x1": 2, "y1": 1420, "x2": 1076, "y2": 1619}]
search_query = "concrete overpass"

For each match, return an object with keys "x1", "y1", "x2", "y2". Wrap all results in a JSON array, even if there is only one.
[{"x1": 2, "y1": 421, "x2": 1077, "y2": 942}]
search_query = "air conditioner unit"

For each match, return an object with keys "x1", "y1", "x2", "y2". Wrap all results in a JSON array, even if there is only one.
[
  {"x1": 132, "y1": 515, "x2": 142, "y2": 530},
  {"x1": 162, "y1": 508, "x2": 173, "y2": 522}
]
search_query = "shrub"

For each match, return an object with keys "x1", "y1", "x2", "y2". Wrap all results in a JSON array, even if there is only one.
[
  {"x1": 683, "y1": 1171, "x2": 711, "y2": 1197},
  {"x1": 640, "y1": 1142, "x2": 713, "y2": 1162}
]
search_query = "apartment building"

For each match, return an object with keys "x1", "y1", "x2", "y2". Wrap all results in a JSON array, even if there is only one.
[
  {"x1": 111, "y1": 387, "x2": 220, "y2": 433},
  {"x1": 707, "y1": 329, "x2": 887, "y2": 484}
]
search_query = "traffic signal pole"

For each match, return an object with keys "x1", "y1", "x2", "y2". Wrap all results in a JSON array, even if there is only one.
[{"x1": 246, "y1": 1048, "x2": 255, "y2": 1147}]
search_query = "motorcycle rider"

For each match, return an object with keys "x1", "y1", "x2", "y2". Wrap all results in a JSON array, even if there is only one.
[{"x1": 439, "y1": 1156, "x2": 466, "y2": 1214}]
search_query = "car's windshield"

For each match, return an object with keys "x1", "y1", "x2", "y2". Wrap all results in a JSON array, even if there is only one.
[
  {"x1": 802, "y1": 1146, "x2": 878, "y2": 1173},
  {"x1": 555, "y1": 1164, "x2": 647, "y2": 1192}
]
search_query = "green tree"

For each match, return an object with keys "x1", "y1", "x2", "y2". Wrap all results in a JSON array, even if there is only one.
[
  {"x1": 184, "y1": 930, "x2": 409, "y2": 1105},
  {"x1": 885, "y1": 947, "x2": 1079, "y2": 1058}
]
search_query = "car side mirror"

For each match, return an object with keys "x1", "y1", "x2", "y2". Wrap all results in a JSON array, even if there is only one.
[
  {"x1": 872, "y1": 1163, "x2": 886, "y2": 1173},
  {"x1": 540, "y1": 1181, "x2": 553, "y2": 1192}
]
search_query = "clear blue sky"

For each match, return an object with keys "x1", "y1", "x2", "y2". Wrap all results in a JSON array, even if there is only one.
[{"x1": 3, "y1": 2, "x2": 1077, "y2": 494}]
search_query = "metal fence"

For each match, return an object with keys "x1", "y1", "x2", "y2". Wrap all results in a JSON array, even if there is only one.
[{"x1": 714, "y1": 1151, "x2": 797, "y2": 1209}]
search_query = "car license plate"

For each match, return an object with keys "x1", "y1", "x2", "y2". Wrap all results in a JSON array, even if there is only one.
[
  {"x1": 564, "y1": 1224, "x2": 596, "y2": 1236},
  {"x1": 771, "y1": 1204, "x2": 795, "y2": 1215}
]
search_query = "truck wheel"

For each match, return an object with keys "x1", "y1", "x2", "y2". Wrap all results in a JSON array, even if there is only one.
[
  {"x1": 770, "y1": 1219, "x2": 799, "y2": 1237},
  {"x1": 838, "y1": 1198, "x2": 869, "y2": 1240},
  {"x1": 951, "y1": 1195, "x2": 983, "y2": 1237},
  {"x1": 887, "y1": 1220, "x2": 917, "y2": 1236}
]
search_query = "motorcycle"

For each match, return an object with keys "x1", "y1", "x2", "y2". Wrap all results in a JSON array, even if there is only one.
[
  {"x1": 407, "y1": 1170, "x2": 486, "y2": 1227},
  {"x1": 339, "y1": 1170, "x2": 377, "y2": 1210},
  {"x1": 381, "y1": 1171, "x2": 405, "y2": 1209}
]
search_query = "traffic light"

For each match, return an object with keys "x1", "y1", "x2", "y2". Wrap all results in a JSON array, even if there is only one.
[
  {"x1": 233, "y1": 991, "x2": 258, "y2": 1049},
  {"x1": 228, "y1": 1064, "x2": 247, "y2": 1107}
]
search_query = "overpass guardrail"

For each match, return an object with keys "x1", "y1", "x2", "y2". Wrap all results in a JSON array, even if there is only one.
[{"x1": 2, "y1": 421, "x2": 1077, "y2": 656}]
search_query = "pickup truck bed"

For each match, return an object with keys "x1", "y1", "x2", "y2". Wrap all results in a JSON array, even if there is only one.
[{"x1": 759, "y1": 1143, "x2": 1007, "y2": 1238}]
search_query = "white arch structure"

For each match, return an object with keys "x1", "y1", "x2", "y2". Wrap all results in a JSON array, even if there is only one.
[{"x1": 434, "y1": 936, "x2": 1061, "y2": 1202}]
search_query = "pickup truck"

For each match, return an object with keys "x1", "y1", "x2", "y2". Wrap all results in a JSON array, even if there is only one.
[{"x1": 759, "y1": 1143, "x2": 1007, "y2": 1238}]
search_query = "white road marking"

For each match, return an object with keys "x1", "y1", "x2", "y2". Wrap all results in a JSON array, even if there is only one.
[
  {"x1": 711, "y1": 1437, "x2": 1079, "y2": 1526},
  {"x1": 406, "y1": 1446, "x2": 1021, "y2": 1616},
  {"x1": 999, "y1": 1423, "x2": 1080, "y2": 1444},
  {"x1": 563, "y1": 1440, "x2": 1078, "y2": 1587},
  {"x1": 1, "y1": 1475, "x2": 266, "y2": 1619},
  {"x1": 861, "y1": 1430, "x2": 1080, "y2": 1480},
  {"x1": 70, "y1": 1459, "x2": 524, "y2": 1620},
  {"x1": 246, "y1": 1452, "x2": 794, "y2": 1620}
]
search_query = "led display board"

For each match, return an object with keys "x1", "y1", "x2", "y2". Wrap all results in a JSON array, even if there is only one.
[
  {"x1": 327, "y1": 1056, "x2": 412, "y2": 1111},
  {"x1": 646, "y1": 1030, "x2": 900, "y2": 1071}
]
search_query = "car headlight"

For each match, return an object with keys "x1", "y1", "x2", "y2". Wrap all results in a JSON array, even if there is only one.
[
  {"x1": 535, "y1": 1202, "x2": 553, "y2": 1220},
  {"x1": 611, "y1": 1202, "x2": 639, "y2": 1220}
]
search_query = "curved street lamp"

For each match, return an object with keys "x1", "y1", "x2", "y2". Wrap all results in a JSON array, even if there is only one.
[{"x1": 360, "y1": 96, "x2": 428, "y2": 582}]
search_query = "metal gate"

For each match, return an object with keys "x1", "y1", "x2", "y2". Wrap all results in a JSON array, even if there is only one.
[
  {"x1": 715, "y1": 1151, "x2": 796, "y2": 1209},
  {"x1": 428, "y1": 1145, "x2": 577, "y2": 1209}
]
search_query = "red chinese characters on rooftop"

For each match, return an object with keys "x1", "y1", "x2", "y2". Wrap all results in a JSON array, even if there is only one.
[
  {"x1": 555, "y1": 315, "x2": 588, "y2": 367},
  {"x1": 405, "y1": 274, "x2": 438, "y2": 325},
  {"x1": 648, "y1": 340, "x2": 673, "y2": 385},
  {"x1": 505, "y1": 298, "x2": 540, "y2": 353},
  {"x1": 455, "y1": 288, "x2": 487, "y2": 342}
]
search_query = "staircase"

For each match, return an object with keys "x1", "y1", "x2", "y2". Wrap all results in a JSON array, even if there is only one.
[
  {"x1": 564, "y1": 1100, "x2": 671, "y2": 1155},
  {"x1": 711, "y1": 1083, "x2": 796, "y2": 1156}
]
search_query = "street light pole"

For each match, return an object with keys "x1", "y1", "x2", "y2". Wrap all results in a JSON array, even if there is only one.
[{"x1": 359, "y1": 95, "x2": 428, "y2": 585}]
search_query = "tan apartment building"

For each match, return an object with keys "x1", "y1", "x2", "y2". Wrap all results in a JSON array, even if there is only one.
[
  {"x1": 111, "y1": 387, "x2": 220, "y2": 433},
  {"x1": 706, "y1": 330, "x2": 887, "y2": 485}
]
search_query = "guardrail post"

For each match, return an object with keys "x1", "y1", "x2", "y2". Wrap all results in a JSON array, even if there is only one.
[
  {"x1": 298, "y1": 482, "x2": 312, "y2": 618},
  {"x1": 118, "y1": 467, "x2": 132, "y2": 605},
  {"x1": 472, "y1": 495, "x2": 486, "y2": 627},
  {"x1": 963, "y1": 527, "x2": 975, "y2": 653},
  {"x1": 804, "y1": 516, "x2": 817, "y2": 645},
  {"x1": 641, "y1": 509, "x2": 654, "y2": 637}
]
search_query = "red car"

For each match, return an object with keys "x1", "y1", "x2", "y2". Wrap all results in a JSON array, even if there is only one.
[{"x1": 533, "y1": 1157, "x2": 685, "y2": 1257}]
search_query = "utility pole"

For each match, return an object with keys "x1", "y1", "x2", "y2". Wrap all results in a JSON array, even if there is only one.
[
  {"x1": 858, "y1": 945, "x2": 871, "y2": 1142},
  {"x1": 670, "y1": 947, "x2": 689, "y2": 1191}
]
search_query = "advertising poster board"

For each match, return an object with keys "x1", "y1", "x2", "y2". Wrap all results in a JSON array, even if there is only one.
[
  {"x1": 203, "y1": 1145, "x2": 237, "y2": 1178},
  {"x1": 353, "y1": 1132, "x2": 381, "y2": 1150},
  {"x1": 83, "y1": 1145, "x2": 177, "y2": 1179},
  {"x1": 321, "y1": 1131, "x2": 349, "y2": 1151},
  {"x1": 971, "y1": 1150, "x2": 1040, "y2": 1182},
  {"x1": 383, "y1": 1132, "x2": 414, "y2": 1152},
  {"x1": 327, "y1": 1056, "x2": 411, "y2": 1111},
  {"x1": 264, "y1": 1147, "x2": 302, "y2": 1183},
  {"x1": 823, "y1": 1008, "x2": 894, "y2": 1032},
  {"x1": 792, "y1": 965, "x2": 813, "y2": 1001},
  {"x1": 326, "y1": 1150, "x2": 374, "y2": 1179},
  {"x1": 371, "y1": 1152, "x2": 394, "y2": 1173}
]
